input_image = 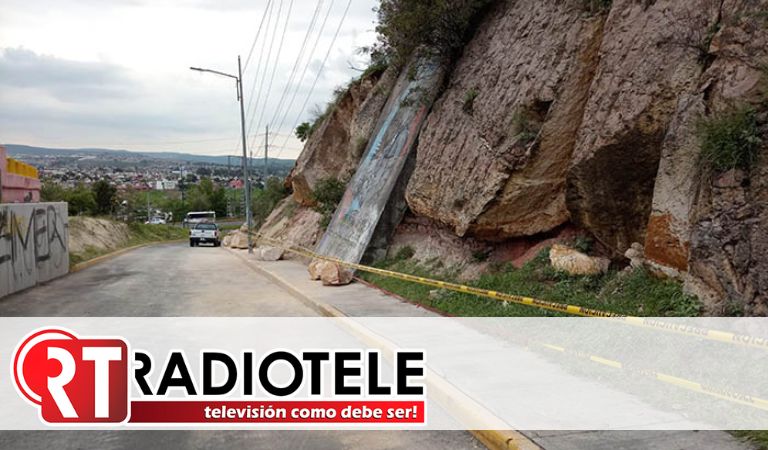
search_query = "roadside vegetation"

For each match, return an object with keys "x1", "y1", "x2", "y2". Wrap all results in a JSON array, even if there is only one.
[
  {"x1": 359, "y1": 247, "x2": 701, "y2": 317},
  {"x1": 69, "y1": 219, "x2": 187, "y2": 267},
  {"x1": 42, "y1": 177, "x2": 232, "y2": 222},
  {"x1": 733, "y1": 431, "x2": 768, "y2": 450}
]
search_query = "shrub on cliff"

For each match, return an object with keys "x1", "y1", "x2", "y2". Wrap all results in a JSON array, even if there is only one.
[
  {"x1": 697, "y1": 106, "x2": 762, "y2": 172},
  {"x1": 371, "y1": 0, "x2": 493, "y2": 66},
  {"x1": 312, "y1": 177, "x2": 347, "y2": 229}
]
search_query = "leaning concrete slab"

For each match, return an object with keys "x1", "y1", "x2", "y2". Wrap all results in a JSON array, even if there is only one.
[{"x1": 315, "y1": 58, "x2": 445, "y2": 264}]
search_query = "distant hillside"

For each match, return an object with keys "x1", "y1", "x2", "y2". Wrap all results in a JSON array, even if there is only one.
[{"x1": 3, "y1": 144, "x2": 296, "y2": 170}]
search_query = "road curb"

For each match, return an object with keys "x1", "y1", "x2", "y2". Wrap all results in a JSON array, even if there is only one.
[
  {"x1": 70, "y1": 239, "x2": 187, "y2": 273},
  {"x1": 226, "y1": 247, "x2": 542, "y2": 450}
]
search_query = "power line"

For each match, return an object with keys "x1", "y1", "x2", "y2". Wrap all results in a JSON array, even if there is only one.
[
  {"x1": 243, "y1": 0, "x2": 277, "y2": 132},
  {"x1": 277, "y1": 0, "x2": 352, "y2": 159},
  {"x1": 268, "y1": 0, "x2": 336, "y2": 146},
  {"x1": 267, "y1": 0, "x2": 325, "y2": 132},
  {"x1": 229, "y1": 0, "x2": 276, "y2": 163},
  {"x1": 248, "y1": 0, "x2": 295, "y2": 155},
  {"x1": 251, "y1": 0, "x2": 295, "y2": 147},
  {"x1": 242, "y1": 0, "x2": 274, "y2": 73},
  {"x1": 246, "y1": 0, "x2": 284, "y2": 147}
]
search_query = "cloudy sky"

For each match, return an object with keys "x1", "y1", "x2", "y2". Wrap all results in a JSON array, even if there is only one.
[{"x1": 0, "y1": 0, "x2": 379, "y2": 159}]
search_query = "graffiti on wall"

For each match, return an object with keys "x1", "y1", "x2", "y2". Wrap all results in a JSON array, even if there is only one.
[
  {"x1": 0, "y1": 202, "x2": 69, "y2": 298},
  {"x1": 315, "y1": 59, "x2": 444, "y2": 264}
]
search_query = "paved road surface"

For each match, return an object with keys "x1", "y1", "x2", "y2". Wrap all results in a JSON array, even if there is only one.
[
  {"x1": 0, "y1": 243, "x2": 315, "y2": 316},
  {"x1": 0, "y1": 243, "x2": 481, "y2": 450}
]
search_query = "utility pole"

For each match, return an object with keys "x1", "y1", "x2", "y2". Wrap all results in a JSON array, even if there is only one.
[
  {"x1": 237, "y1": 56, "x2": 253, "y2": 254},
  {"x1": 190, "y1": 56, "x2": 253, "y2": 254},
  {"x1": 146, "y1": 191, "x2": 151, "y2": 223},
  {"x1": 264, "y1": 125, "x2": 269, "y2": 187}
]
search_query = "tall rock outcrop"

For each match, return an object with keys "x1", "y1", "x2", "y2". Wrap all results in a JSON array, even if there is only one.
[
  {"x1": 406, "y1": 0, "x2": 605, "y2": 240},
  {"x1": 682, "y1": 0, "x2": 768, "y2": 314},
  {"x1": 283, "y1": 0, "x2": 767, "y2": 313},
  {"x1": 567, "y1": 0, "x2": 718, "y2": 254},
  {"x1": 287, "y1": 68, "x2": 397, "y2": 205}
]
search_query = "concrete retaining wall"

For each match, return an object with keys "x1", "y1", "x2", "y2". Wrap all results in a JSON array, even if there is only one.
[{"x1": 0, "y1": 202, "x2": 69, "y2": 298}]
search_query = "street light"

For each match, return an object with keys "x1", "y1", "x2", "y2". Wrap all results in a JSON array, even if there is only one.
[{"x1": 190, "y1": 56, "x2": 253, "y2": 254}]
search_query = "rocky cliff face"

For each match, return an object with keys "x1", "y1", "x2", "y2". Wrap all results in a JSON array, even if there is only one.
[
  {"x1": 406, "y1": 0, "x2": 604, "y2": 240},
  {"x1": 286, "y1": 68, "x2": 397, "y2": 205},
  {"x1": 404, "y1": 0, "x2": 767, "y2": 312},
  {"x1": 679, "y1": 0, "x2": 768, "y2": 315},
  {"x1": 283, "y1": 0, "x2": 767, "y2": 313}
]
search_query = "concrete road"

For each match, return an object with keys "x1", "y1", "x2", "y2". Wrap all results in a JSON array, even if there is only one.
[
  {"x1": 0, "y1": 243, "x2": 317, "y2": 316},
  {"x1": 0, "y1": 243, "x2": 481, "y2": 450}
]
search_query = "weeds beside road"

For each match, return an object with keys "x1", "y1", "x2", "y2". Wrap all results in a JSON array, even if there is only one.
[
  {"x1": 69, "y1": 221, "x2": 188, "y2": 268},
  {"x1": 360, "y1": 248, "x2": 702, "y2": 318}
]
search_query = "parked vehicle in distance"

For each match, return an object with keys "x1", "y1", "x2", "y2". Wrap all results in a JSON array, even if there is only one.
[
  {"x1": 183, "y1": 211, "x2": 216, "y2": 228},
  {"x1": 146, "y1": 216, "x2": 167, "y2": 225},
  {"x1": 189, "y1": 222, "x2": 220, "y2": 247}
]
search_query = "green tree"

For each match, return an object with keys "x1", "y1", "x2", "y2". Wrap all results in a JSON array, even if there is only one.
[
  {"x1": 92, "y1": 180, "x2": 117, "y2": 215},
  {"x1": 40, "y1": 181, "x2": 68, "y2": 202},
  {"x1": 373, "y1": 0, "x2": 493, "y2": 67},
  {"x1": 186, "y1": 185, "x2": 211, "y2": 212},
  {"x1": 295, "y1": 122, "x2": 312, "y2": 142},
  {"x1": 67, "y1": 183, "x2": 97, "y2": 216},
  {"x1": 209, "y1": 186, "x2": 228, "y2": 217}
]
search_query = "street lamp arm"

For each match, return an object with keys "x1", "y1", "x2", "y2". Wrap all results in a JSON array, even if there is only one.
[{"x1": 189, "y1": 66, "x2": 238, "y2": 80}]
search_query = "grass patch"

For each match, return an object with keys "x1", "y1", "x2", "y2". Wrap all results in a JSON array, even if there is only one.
[
  {"x1": 359, "y1": 248, "x2": 702, "y2": 317},
  {"x1": 733, "y1": 431, "x2": 768, "y2": 449},
  {"x1": 69, "y1": 222, "x2": 187, "y2": 268},
  {"x1": 697, "y1": 106, "x2": 762, "y2": 172}
]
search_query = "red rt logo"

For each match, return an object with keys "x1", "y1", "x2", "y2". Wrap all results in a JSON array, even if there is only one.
[{"x1": 12, "y1": 328, "x2": 129, "y2": 424}]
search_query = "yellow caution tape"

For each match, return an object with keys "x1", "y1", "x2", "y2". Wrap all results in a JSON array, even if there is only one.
[{"x1": 255, "y1": 235, "x2": 768, "y2": 351}]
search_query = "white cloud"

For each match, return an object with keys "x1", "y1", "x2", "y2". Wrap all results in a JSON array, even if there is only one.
[{"x1": 0, "y1": 0, "x2": 379, "y2": 159}]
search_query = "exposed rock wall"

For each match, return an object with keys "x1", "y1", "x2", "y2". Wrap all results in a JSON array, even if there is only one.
[
  {"x1": 401, "y1": 0, "x2": 767, "y2": 312},
  {"x1": 285, "y1": 0, "x2": 767, "y2": 313},
  {"x1": 287, "y1": 68, "x2": 397, "y2": 205},
  {"x1": 683, "y1": 0, "x2": 768, "y2": 314},
  {"x1": 406, "y1": 0, "x2": 604, "y2": 240}
]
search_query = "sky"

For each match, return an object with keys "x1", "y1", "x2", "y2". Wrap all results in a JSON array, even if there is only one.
[{"x1": 0, "y1": 0, "x2": 380, "y2": 160}]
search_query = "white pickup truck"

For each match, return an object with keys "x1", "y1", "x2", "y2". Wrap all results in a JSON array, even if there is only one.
[{"x1": 189, "y1": 222, "x2": 221, "y2": 247}]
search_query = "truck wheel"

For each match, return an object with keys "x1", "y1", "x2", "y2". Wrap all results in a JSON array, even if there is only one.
[{"x1": 189, "y1": 240, "x2": 195, "y2": 247}]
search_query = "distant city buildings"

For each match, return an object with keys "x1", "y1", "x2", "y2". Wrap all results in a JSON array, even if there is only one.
[{"x1": 10, "y1": 150, "x2": 288, "y2": 193}]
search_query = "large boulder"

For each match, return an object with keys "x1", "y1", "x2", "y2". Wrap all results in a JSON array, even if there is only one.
[
  {"x1": 228, "y1": 231, "x2": 250, "y2": 250},
  {"x1": 255, "y1": 246, "x2": 284, "y2": 261},
  {"x1": 319, "y1": 261, "x2": 354, "y2": 286},
  {"x1": 549, "y1": 244, "x2": 610, "y2": 276},
  {"x1": 406, "y1": 0, "x2": 604, "y2": 240}
]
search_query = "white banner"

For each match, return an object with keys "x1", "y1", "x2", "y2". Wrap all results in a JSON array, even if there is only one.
[{"x1": 1, "y1": 317, "x2": 766, "y2": 430}]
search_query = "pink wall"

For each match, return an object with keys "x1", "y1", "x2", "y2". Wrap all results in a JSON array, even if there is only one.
[{"x1": 0, "y1": 146, "x2": 41, "y2": 203}]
